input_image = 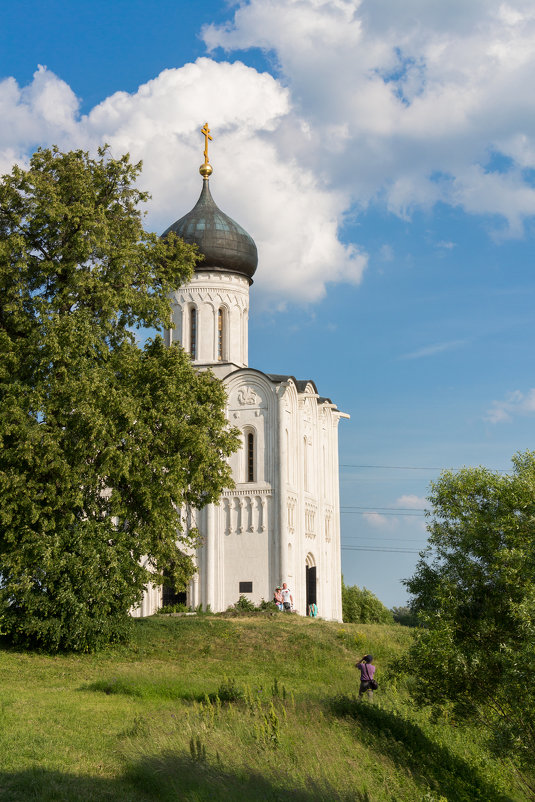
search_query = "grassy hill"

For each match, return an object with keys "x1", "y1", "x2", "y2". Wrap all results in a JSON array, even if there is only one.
[{"x1": 0, "y1": 613, "x2": 527, "y2": 801}]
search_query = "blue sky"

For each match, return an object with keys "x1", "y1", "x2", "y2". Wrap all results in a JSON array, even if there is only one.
[{"x1": 2, "y1": 0, "x2": 534, "y2": 607}]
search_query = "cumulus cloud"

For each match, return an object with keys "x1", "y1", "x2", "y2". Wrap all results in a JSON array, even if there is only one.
[
  {"x1": 0, "y1": 60, "x2": 366, "y2": 305},
  {"x1": 4, "y1": 0, "x2": 535, "y2": 303},
  {"x1": 360, "y1": 495, "x2": 428, "y2": 532},
  {"x1": 395, "y1": 495, "x2": 427, "y2": 509},
  {"x1": 204, "y1": 0, "x2": 535, "y2": 232},
  {"x1": 363, "y1": 511, "x2": 398, "y2": 529},
  {"x1": 0, "y1": 66, "x2": 79, "y2": 171},
  {"x1": 485, "y1": 388, "x2": 535, "y2": 423}
]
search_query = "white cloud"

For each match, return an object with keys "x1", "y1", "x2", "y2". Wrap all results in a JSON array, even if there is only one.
[
  {"x1": 4, "y1": 1, "x2": 535, "y2": 303},
  {"x1": 379, "y1": 244, "x2": 394, "y2": 261},
  {"x1": 203, "y1": 0, "x2": 535, "y2": 232},
  {"x1": 395, "y1": 494, "x2": 427, "y2": 509},
  {"x1": 0, "y1": 60, "x2": 366, "y2": 305},
  {"x1": 362, "y1": 496, "x2": 428, "y2": 532},
  {"x1": 400, "y1": 339, "x2": 466, "y2": 360},
  {"x1": 363, "y1": 511, "x2": 398, "y2": 529},
  {"x1": 485, "y1": 388, "x2": 535, "y2": 423},
  {"x1": 0, "y1": 66, "x2": 79, "y2": 169}
]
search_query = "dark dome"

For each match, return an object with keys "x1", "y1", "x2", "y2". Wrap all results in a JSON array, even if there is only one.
[{"x1": 162, "y1": 179, "x2": 258, "y2": 281}]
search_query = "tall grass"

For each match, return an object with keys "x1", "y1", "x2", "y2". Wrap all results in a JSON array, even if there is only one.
[{"x1": 0, "y1": 615, "x2": 528, "y2": 801}]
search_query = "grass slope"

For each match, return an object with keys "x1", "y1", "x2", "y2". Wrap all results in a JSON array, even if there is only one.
[{"x1": 0, "y1": 614, "x2": 527, "y2": 801}]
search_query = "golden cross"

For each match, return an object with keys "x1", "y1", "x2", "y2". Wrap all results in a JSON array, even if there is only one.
[{"x1": 201, "y1": 122, "x2": 213, "y2": 165}]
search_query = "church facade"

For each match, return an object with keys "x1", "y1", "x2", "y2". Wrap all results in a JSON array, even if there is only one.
[{"x1": 135, "y1": 133, "x2": 346, "y2": 620}]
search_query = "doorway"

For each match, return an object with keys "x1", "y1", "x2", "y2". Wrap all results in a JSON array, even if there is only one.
[
  {"x1": 162, "y1": 570, "x2": 187, "y2": 608},
  {"x1": 306, "y1": 564, "x2": 317, "y2": 613},
  {"x1": 162, "y1": 585, "x2": 187, "y2": 607}
]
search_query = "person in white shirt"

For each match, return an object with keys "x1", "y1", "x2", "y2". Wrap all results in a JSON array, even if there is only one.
[{"x1": 281, "y1": 582, "x2": 293, "y2": 611}]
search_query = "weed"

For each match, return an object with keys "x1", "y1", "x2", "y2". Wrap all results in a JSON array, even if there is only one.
[
  {"x1": 189, "y1": 735, "x2": 207, "y2": 762},
  {"x1": 253, "y1": 701, "x2": 282, "y2": 747},
  {"x1": 337, "y1": 627, "x2": 366, "y2": 652},
  {"x1": 156, "y1": 602, "x2": 190, "y2": 614},
  {"x1": 122, "y1": 715, "x2": 150, "y2": 738},
  {"x1": 214, "y1": 676, "x2": 244, "y2": 703},
  {"x1": 232, "y1": 595, "x2": 256, "y2": 612},
  {"x1": 266, "y1": 702, "x2": 280, "y2": 745},
  {"x1": 225, "y1": 596, "x2": 280, "y2": 616}
]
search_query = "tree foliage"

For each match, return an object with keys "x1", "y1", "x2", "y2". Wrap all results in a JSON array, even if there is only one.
[
  {"x1": 390, "y1": 606, "x2": 418, "y2": 627},
  {"x1": 403, "y1": 451, "x2": 535, "y2": 789},
  {"x1": 0, "y1": 146, "x2": 240, "y2": 652},
  {"x1": 342, "y1": 579, "x2": 394, "y2": 624}
]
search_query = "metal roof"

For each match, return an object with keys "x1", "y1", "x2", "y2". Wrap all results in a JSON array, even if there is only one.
[{"x1": 161, "y1": 179, "x2": 258, "y2": 281}]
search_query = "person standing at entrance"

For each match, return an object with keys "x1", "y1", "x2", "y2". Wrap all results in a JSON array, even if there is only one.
[
  {"x1": 356, "y1": 654, "x2": 376, "y2": 699},
  {"x1": 281, "y1": 583, "x2": 293, "y2": 611}
]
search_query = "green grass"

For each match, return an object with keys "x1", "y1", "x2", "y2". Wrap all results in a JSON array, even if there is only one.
[{"x1": 0, "y1": 614, "x2": 528, "y2": 801}]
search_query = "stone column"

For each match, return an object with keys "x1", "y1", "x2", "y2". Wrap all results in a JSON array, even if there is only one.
[
  {"x1": 205, "y1": 503, "x2": 216, "y2": 611},
  {"x1": 277, "y1": 385, "x2": 288, "y2": 586}
]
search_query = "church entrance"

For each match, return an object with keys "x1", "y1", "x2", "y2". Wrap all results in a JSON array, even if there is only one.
[
  {"x1": 162, "y1": 584, "x2": 187, "y2": 608},
  {"x1": 162, "y1": 570, "x2": 187, "y2": 609},
  {"x1": 306, "y1": 555, "x2": 317, "y2": 615}
]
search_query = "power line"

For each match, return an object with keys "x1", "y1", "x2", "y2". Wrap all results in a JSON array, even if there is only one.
[
  {"x1": 341, "y1": 546, "x2": 422, "y2": 554},
  {"x1": 342, "y1": 536, "x2": 427, "y2": 542},
  {"x1": 341, "y1": 510, "x2": 426, "y2": 517},
  {"x1": 341, "y1": 464, "x2": 440, "y2": 471},
  {"x1": 340, "y1": 463, "x2": 510, "y2": 473},
  {"x1": 341, "y1": 505, "x2": 428, "y2": 512}
]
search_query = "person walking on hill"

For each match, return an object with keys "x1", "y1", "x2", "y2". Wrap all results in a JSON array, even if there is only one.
[{"x1": 356, "y1": 654, "x2": 376, "y2": 700}]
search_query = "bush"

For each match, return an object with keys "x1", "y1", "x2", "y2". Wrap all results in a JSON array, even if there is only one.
[
  {"x1": 225, "y1": 596, "x2": 280, "y2": 616},
  {"x1": 213, "y1": 676, "x2": 244, "y2": 703},
  {"x1": 391, "y1": 606, "x2": 419, "y2": 627},
  {"x1": 232, "y1": 595, "x2": 256, "y2": 613},
  {"x1": 342, "y1": 581, "x2": 394, "y2": 624},
  {"x1": 156, "y1": 603, "x2": 190, "y2": 614},
  {"x1": 257, "y1": 598, "x2": 279, "y2": 612}
]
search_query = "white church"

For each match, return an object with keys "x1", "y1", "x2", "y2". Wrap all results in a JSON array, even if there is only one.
[{"x1": 136, "y1": 128, "x2": 347, "y2": 621}]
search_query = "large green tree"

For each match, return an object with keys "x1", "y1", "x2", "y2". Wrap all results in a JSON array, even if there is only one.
[
  {"x1": 403, "y1": 451, "x2": 535, "y2": 791},
  {"x1": 0, "y1": 146, "x2": 240, "y2": 652}
]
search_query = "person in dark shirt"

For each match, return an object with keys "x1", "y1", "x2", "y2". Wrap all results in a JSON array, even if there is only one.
[{"x1": 356, "y1": 654, "x2": 376, "y2": 699}]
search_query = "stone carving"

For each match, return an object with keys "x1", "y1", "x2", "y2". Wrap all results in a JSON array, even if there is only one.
[
  {"x1": 222, "y1": 494, "x2": 269, "y2": 535},
  {"x1": 325, "y1": 513, "x2": 332, "y2": 542},
  {"x1": 237, "y1": 386, "x2": 259, "y2": 406},
  {"x1": 305, "y1": 504, "x2": 317, "y2": 539}
]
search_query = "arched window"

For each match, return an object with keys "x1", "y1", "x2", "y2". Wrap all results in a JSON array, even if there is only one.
[
  {"x1": 217, "y1": 307, "x2": 225, "y2": 361},
  {"x1": 189, "y1": 306, "x2": 197, "y2": 359},
  {"x1": 247, "y1": 431, "x2": 255, "y2": 482}
]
